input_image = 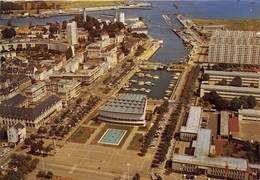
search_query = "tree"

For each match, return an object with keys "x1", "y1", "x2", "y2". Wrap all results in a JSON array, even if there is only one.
[
  {"x1": 201, "y1": 74, "x2": 209, "y2": 81},
  {"x1": 230, "y1": 98, "x2": 241, "y2": 111},
  {"x1": 62, "y1": 20, "x2": 68, "y2": 30},
  {"x1": 1, "y1": 28, "x2": 16, "y2": 39},
  {"x1": 65, "y1": 46, "x2": 73, "y2": 60},
  {"x1": 132, "y1": 173, "x2": 140, "y2": 180},
  {"x1": 216, "y1": 79, "x2": 227, "y2": 86},
  {"x1": 231, "y1": 76, "x2": 242, "y2": 87},
  {"x1": 247, "y1": 96, "x2": 256, "y2": 108}
]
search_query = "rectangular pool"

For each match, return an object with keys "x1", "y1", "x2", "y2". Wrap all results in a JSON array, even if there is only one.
[{"x1": 98, "y1": 128, "x2": 127, "y2": 145}]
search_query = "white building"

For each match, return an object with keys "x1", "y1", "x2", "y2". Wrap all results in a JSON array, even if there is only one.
[
  {"x1": 66, "y1": 21, "x2": 78, "y2": 45},
  {"x1": 25, "y1": 82, "x2": 46, "y2": 103},
  {"x1": 115, "y1": 12, "x2": 125, "y2": 24},
  {"x1": 7, "y1": 122, "x2": 26, "y2": 144},
  {"x1": 98, "y1": 93, "x2": 147, "y2": 126},
  {"x1": 180, "y1": 106, "x2": 202, "y2": 141}
]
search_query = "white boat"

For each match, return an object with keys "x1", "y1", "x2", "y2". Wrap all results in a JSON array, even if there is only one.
[
  {"x1": 145, "y1": 89, "x2": 152, "y2": 93},
  {"x1": 140, "y1": 88, "x2": 146, "y2": 92},
  {"x1": 138, "y1": 81, "x2": 145, "y2": 86},
  {"x1": 131, "y1": 80, "x2": 138, "y2": 83},
  {"x1": 132, "y1": 88, "x2": 138, "y2": 92},
  {"x1": 153, "y1": 75, "x2": 160, "y2": 79}
]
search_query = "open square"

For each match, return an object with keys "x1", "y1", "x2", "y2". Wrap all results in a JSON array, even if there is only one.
[{"x1": 98, "y1": 128, "x2": 127, "y2": 145}]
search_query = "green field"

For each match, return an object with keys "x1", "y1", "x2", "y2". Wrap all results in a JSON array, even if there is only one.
[{"x1": 193, "y1": 19, "x2": 260, "y2": 31}]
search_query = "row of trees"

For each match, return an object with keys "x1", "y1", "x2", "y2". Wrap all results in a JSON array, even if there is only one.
[
  {"x1": 202, "y1": 74, "x2": 243, "y2": 87},
  {"x1": 203, "y1": 91, "x2": 256, "y2": 111},
  {"x1": 151, "y1": 65, "x2": 201, "y2": 168}
]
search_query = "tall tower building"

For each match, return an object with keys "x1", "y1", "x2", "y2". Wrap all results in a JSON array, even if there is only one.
[
  {"x1": 115, "y1": 12, "x2": 125, "y2": 24},
  {"x1": 66, "y1": 21, "x2": 78, "y2": 45},
  {"x1": 83, "y1": 8, "x2": 87, "y2": 22}
]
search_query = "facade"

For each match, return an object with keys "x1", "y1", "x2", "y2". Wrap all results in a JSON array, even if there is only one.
[
  {"x1": 0, "y1": 95, "x2": 62, "y2": 128},
  {"x1": 115, "y1": 12, "x2": 125, "y2": 24},
  {"x1": 66, "y1": 21, "x2": 78, "y2": 45},
  {"x1": 7, "y1": 122, "x2": 26, "y2": 144},
  {"x1": 56, "y1": 80, "x2": 81, "y2": 105},
  {"x1": 204, "y1": 70, "x2": 260, "y2": 88},
  {"x1": 200, "y1": 84, "x2": 260, "y2": 101},
  {"x1": 172, "y1": 129, "x2": 250, "y2": 180},
  {"x1": 238, "y1": 109, "x2": 260, "y2": 122},
  {"x1": 180, "y1": 106, "x2": 202, "y2": 141},
  {"x1": 25, "y1": 82, "x2": 46, "y2": 103},
  {"x1": 98, "y1": 93, "x2": 147, "y2": 126},
  {"x1": 206, "y1": 30, "x2": 260, "y2": 65}
]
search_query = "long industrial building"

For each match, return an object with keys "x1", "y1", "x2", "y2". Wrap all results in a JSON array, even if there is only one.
[
  {"x1": 98, "y1": 93, "x2": 147, "y2": 126},
  {"x1": 204, "y1": 70, "x2": 260, "y2": 88},
  {"x1": 180, "y1": 106, "x2": 202, "y2": 141},
  {"x1": 172, "y1": 129, "x2": 259, "y2": 179},
  {"x1": 200, "y1": 84, "x2": 260, "y2": 101},
  {"x1": 205, "y1": 30, "x2": 260, "y2": 65}
]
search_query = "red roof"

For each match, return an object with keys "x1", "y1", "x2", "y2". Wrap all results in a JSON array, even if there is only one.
[
  {"x1": 229, "y1": 117, "x2": 239, "y2": 134},
  {"x1": 213, "y1": 138, "x2": 228, "y2": 156}
]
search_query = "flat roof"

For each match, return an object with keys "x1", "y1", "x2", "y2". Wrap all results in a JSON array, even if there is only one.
[
  {"x1": 201, "y1": 84, "x2": 260, "y2": 94},
  {"x1": 172, "y1": 154, "x2": 248, "y2": 171},
  {"x1": 205, "y1": 70, "x2": 260, "y2": 78},
  {"x1": 100, "y1": 93, "x2": 147, "y2": 115},
  {"x1": 180, "y1": 106, "x2": 202, "y2": 134},
  {"x1": 1, "y1": 94, "x2": 27, "y2": 107},
  {"x1": 220, "y1": 111, "x2": 229, "y2": 136},
  {"x1": 239, "y1": 109, "x2": 260, "y2": 118},
  {"x1": 194, "y1": 129, "x2": 212, "y2": 157}
]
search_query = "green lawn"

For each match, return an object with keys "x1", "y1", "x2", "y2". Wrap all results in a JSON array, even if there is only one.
[{"x1": 193, "y1": 19, "x2": 260, "y2": 31}]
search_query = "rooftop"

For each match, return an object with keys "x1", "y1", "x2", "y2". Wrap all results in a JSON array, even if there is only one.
[
  {"x1": 201, "y1": 84, "x2": 260, "y2": 94},
  {"x1": 194, "y1": 129, "x2": 212, "y2": 157},
  {"x1": 205, "y1": 70, "x2": 260, "y2": 78},
  {"x1": 100, "y1": 93, "x2": 147, "y2": 115},
  {"x1": 180, "y1": 106, "x2": 202, "y2": 134},
  {"x1": 239, "y1": 109, "x2": 260, "y2": 118},
  {"x1": 1, "y1": 94, "x2": 27, "y2": 107}
]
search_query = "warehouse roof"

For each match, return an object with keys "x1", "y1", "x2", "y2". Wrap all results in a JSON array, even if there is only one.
[
  {"x1": 201, "y1": 84, "x2": 260, "y2": 94},
  {"x1": 194, "y1": 129, "x2": 212, "y2": 157},
  {"x1": 180, "y1": 106, "x2": 202, "y2": 134},
  {"x1": 239, "y1": 109, "x2": 260, "y2": 119},
  {"x1": 100, "y1": 93, "x2": 147, "y2": 115},
  {"x1": 205, "y1": 70, "x2": 260, "y2": 78}
]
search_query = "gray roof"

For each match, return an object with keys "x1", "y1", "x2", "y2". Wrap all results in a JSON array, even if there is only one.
[
  {"x1": 0, "y1": 95, "x2": 61, "y2": 122},
  {"x1": 194, "y1": 129, "x2": 212, "y2": 157},
  {"x1": 201, "y1": 84, "x2": 260, "y2": 94},
  {"x1": 205, "y1": 70, "x2": 260, "y2": 78},
  {"x1": 100, "y1": 93, "x2": 147, "y2": 115},
  {"x1": 180, "y1": 106, "x2": 202, "y2": 134},
  {"x1": 13, "y1": 122, "x2": 25, "y2": 130},
  {"x1": 172, "y1": 154, "x2": 248, "y2": 171},
  {"x1": 1, "y1": 94, "x2": 27, "y2": 107}
]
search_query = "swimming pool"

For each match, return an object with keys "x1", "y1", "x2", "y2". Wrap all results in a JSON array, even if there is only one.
[{"x1": 98, "y1": 128, "x2": 127, "y2": 145}]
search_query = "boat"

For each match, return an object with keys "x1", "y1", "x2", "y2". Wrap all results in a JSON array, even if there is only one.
[
  {"x1": 138, "y1": 81, "x2": 145, "y2": 86},
  {"x1": 146, "y1": 73, "x2": 152, "y2": 78},
  {"x1": 165, "y1": 90, "x2": 172, "y2": 93},
  {"x1": 132, "y1": 88, "x2": 138, "y2": 92},
  {"x1": 137, "y1": 73, "x2": 145, "y2": 77},
  {"x1": 163, "y1": 97, "x2": 169, "y2": 100},
  {"x1": 131, "y1": 79, "x2": 138, "y2": 83},
  {"x1": 140, "y1": 88, "x2": 146, "y2": 92},
  {"x1": 145, "y1": 89, "x2": 151, "y2": 93},
  {"x1": 153, "y1": 75, "x2": 160, "y2": 79},
  {"x1": 145, "y1": 81, "x2": 153, "y2": 86}
]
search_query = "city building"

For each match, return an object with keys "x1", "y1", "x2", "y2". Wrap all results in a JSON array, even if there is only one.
[
  {"x1": 83, "y1": 8, "x2": 87, "y2": 22},
  {"x1": 1, "y1": 94, "x2": 28, "y2": 108},
  {"x1": 56, "y1": 79, "x2": 81, "y2": 105},
  {"x1": 0, "y1": 95, "x2": 62, "y2": 128},
  {"x1": 115, "y1": 12, "x2": 125, "y2": 24},
  {"x1": 172, "y1": 129, "x2": 251, "y2": 180},
  {"x1": 7, "y1": 122, "x2": 26, "y2": 144},
  {"x1": 180, "y1": 106, "x2": 202, "y2": 141},
  {"x1": 200, "y1": 84, "x2": 260, "y2": 101},
  {"x1": 206, "y1": 30, "x2": 260, "y2": 65},
  {"x1": 204, "y1": 70, "x2": 260, "y2": 88},
  {"x1": 66, "y1": 21, "x2": 78, "y2": 45},
  {"x1": 24, "y1": 82, "x2": 46, "y2": 103},
  {"x1": 98, "y1": 93, "x2": 147, "y2": 126}
]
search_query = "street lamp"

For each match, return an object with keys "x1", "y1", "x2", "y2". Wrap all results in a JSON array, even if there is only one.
[{"x1": 127, "y1": 163, "x2": 131, "y2": 180}]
